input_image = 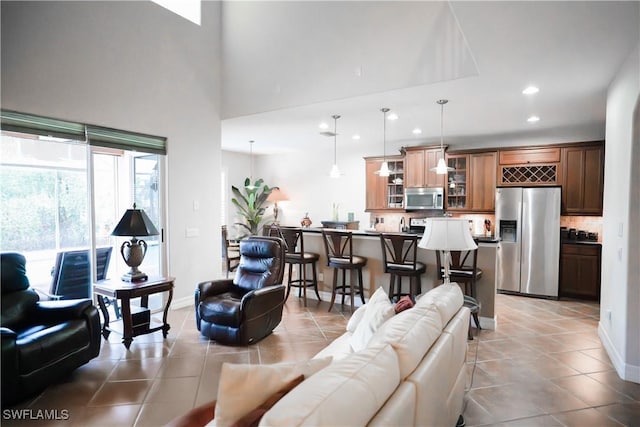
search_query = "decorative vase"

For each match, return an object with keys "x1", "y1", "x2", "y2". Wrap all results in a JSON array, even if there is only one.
[{"x1": 301, "y1": 213, "x2": 312, "y2": 228}]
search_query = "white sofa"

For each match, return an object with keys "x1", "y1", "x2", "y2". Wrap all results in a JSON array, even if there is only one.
[{"x1": 259, "y1": 283, "x2": 470, "y2": 427}]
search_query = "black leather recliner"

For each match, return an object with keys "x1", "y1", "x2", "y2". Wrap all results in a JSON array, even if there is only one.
[
  {"x1": 1, "y1": 253, "x2": 101, "y2": 407},
  {"x1": 195, "y1": 236, "x2": 286, "y2": 345}
]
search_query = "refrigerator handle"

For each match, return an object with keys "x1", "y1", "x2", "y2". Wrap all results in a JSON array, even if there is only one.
[{"x1": 519, "y1": 200, "x2": 526, "y2": 265}]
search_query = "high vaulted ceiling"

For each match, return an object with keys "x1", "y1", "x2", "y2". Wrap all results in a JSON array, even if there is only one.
[{"x1": 219, "y1": 1, "x2": 639, "y2": 155}]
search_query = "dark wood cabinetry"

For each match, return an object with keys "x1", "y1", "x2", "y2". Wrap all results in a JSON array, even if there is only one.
[
  {"x1": 561, "y1": 142, "x2": 604, "y2": 215},
  {"x1": 366, "y1": 140, "x2": 603, "y2": 215},
  {"x1": 365, "y1": 156, "x2": 404, "y2": 211},
  {"x1": 498, "y1": 147, "x2": 561, "y2": 186},
  {"x1": 559, "y1": 243, "x2": 601, "y2": 301},
  {"x1": 469, "y1": 152, "x2": 497, "y2": 212},
  {"x1": 445, "y1": 151, "x2": 496, "y2": 212},
  {"x1": 404, "y1": 147, "x2": 445, "y2": 188},
  {"x1": 446, "y1": 154, "x2": 468, "y2": 210}
]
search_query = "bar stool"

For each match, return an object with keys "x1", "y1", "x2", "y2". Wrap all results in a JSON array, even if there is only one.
[
  {"x1": 436, "y1": 249, "x2": 483, "y2": 338},
  {"x1": 321, "y1": 229, "x2": 367, "y2": 312},
  {"x1": 379, "y1": 233, "x2": 426, "y2": 302},
  {"x1": 271, "y1": 226, "x2": 321, "y2": 307}
]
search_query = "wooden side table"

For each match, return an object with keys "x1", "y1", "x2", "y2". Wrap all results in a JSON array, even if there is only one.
[{"x1": 93, "y1": 276, "x2": 175, "y2": 349}]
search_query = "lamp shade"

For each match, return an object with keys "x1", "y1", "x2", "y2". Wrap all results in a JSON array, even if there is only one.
[
  {"x1": 267, "y1": 187, "x2": 289, "y2": 202},
  {"x1": 418, "y1": 218, "x2": 477, "y2": 251},
  {"x1": 111, "y1": 204, "x2": 159, "y2": 237}
]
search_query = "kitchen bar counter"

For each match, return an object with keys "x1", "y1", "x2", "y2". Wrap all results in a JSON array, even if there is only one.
[{"x1": 300, "y1": 227, "x2": 498, "y2": 329}]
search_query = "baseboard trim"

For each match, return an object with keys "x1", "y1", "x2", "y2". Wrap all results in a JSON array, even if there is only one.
[
  {"x1": 598, "y1": 321, "x2": 640, "y2": 383},
  {"x1": 479, "y1": 316, "x2": 496, "y2": 330}
]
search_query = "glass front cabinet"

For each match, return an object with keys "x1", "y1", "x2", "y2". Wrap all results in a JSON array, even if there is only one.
[{"x1": 446, "y1": 154, "x2": 468, "y2": 210}]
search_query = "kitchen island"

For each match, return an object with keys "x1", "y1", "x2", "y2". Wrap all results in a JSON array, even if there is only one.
[{"x1": 299, "y1": 228, "x2": 498, "y2": 329}]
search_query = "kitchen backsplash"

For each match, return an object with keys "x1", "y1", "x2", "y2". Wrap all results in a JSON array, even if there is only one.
[
  {"x1": 560, "y1": 216, "x2": 603, "y2": 241},
  {"x1": 368, "y1": 212, "x2": 603, "y2": 242}
]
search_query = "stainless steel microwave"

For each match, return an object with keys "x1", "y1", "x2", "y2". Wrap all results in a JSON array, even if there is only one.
[{"x1": 404, "y1": 187, "x2": 444, "y2": 210}]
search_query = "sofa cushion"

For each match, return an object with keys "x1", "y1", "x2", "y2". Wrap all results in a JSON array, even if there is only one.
[
  {"x1": 350, "y1": 287, "x2": 395, "y2": 352},
  {"x1": 214, "y1": 357, "x2": 332, "y2": 426},
  {"x1": 415, "y1": 283, "x2": 463, "y2": 326},
  {"x1": 313, "y1": 332, "x2": 353, "y2": 361},
  {"x1": 260, "y1": 343, "x2": 400, "y2": 427},
  {"x1": 368, "y1": 304, "x2": 443, "y2": 379}
]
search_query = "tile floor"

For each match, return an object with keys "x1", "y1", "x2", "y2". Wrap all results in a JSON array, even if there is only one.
[{"x1": 4, "y1": 292, "x2": 640, "y2": 426}]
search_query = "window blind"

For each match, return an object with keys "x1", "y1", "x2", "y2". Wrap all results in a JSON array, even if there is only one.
[
  {"x1": 0, "y1": 110, "x2": 85, "y2": 140},
  {"x1": 1, "y1": 110, "x2": 167, "y2": 155},
  {"x1": 87, "y1": 125, "x2": 166, "y2": 155}
]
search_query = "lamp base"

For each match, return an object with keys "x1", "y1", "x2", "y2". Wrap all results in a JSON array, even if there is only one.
[{"x1": 121, "y1": 271, "x2": 148, "y2": 282}]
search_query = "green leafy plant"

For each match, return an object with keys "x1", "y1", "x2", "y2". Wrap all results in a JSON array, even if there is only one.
[{"x1": 231, "y1": 178, "x2": 273, "y2": 238}]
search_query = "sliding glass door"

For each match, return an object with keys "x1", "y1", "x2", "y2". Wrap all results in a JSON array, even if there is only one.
[{"x1": 1, "y1": 126, "x2": 166, "y2": 310}]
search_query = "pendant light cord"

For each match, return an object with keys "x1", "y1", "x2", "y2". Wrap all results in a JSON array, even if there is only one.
[
  {"x1": 381, "y1": 108, "x2": 389, "y2": 162},
  {"x1": 333, "y1": 115, "x2": 340, "y2": 164},
  {"x1": 249, "y1": 140, "x2": 254, "y2": 182},
  {"x1": 437, "y1": 99, "x2": 448, "y2": 155}
]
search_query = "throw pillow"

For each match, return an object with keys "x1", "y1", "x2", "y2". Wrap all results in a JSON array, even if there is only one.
[
  {"x1": 214, "y1": 357, "x2": 331, "y2": 426},
  {"x1": 350, "y1": 286, "x2": 395, "y2": 352},
  {"x1": 394, "y1": 295, "x2": 414, "y2": 313},
  {"x1": 346, "y1": 304, "x2": 367, "y2": 333}
]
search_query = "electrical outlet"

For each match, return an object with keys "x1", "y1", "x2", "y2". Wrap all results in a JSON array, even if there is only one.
[
  {"x1": 318, "y1": 273, "x2": 324, "y2": 282},
  {"x1": 607, "y1": 309, "x2": 612, "y2": 322}
]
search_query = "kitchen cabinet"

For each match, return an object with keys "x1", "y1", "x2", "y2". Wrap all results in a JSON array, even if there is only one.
[
  {"x1": 446, "y1": 154, "x2": 468, "y2": 210},
  {"x1": 445, "y1": 151, "x2": 496, "y2": 212},
  {"x1": 404, "y1": 147, "x2": 445, "y2": 188},
  {"x1": 559, "y1": 243, "x2": 601, "y2": 301},
  {"x1": 469, "y1": 152, "x2": 497, "y2": 212},
  {"x1": 365, "y1": 156, "x2": 404, "y2": 211},
  {"x1": 561, "y1": 142, "x2": 604, "y2": 215},
  {"x1": 498, "y1": 147, "x2": 561, "y2": 186}
]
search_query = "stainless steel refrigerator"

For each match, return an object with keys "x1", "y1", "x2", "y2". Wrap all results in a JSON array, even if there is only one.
[{"x1": 496, "y1": 187, "x2": 561, "y2": 298}]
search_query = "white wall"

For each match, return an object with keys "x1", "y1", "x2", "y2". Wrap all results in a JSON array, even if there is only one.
[
  {"x1": 1, "y1": 1, "x2": 223, "y2": 306},
  {"x1": 599, "y1": 45, "x2": 640, "y2": 382},
  {"x1": 223, "y1": 137, "x2": 373, "y2": 233}
]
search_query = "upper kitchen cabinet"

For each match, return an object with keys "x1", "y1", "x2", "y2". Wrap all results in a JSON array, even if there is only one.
[
  {"x1": 561, "y1": 141, "x2": 604, "y2": 215},
  {"x1": 404, "y1": 146, "x2": 446, "y2": 188},
  {"x1": 469, "y1": 152, "x2": 497, "y2": 212},
  {"x1": 365, "y1": 156, "x2": 404, "y2": 211},
  {"x1": 445, "y1": 154, "x2": 468, "y2": 210},
  {"x1": 446, "y1": 151, "x2": 497, "y2": 212},
  {"x1": 498, "y1": 147, "x2": 561, "y2": 186}
]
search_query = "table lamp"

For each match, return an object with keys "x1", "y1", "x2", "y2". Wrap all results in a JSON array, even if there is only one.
[
  {"x1": 418, "y1": 217, "x2": 477, "y2": 283},
  {"x1": 267, "y1": 187, "x2": 289, "y2": 224},
  {"x1": 111, "y1": 203, "x2": 159, "y2": 282}
]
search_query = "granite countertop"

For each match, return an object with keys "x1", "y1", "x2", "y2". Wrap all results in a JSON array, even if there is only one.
[
  {"x1": 301, "y1": 227, "x2": 500, "y2": 243},
  {"x1": 561, "y1": 239, "x2": 602, "y2": 246}
]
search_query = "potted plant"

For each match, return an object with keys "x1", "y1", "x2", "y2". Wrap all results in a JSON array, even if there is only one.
[{"x1": 231, "y1": 178, "x2": 273, "y2": 238}]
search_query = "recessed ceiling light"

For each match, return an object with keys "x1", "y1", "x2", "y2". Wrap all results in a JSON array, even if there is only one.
[
  {"x1": 412, "y1": 128, "x2": 422, "y2": 135},
  {"x1": 318, "y1": 122, "x2": 329, "y2": 130},
  {"x1": 527, "y1": 115, "x2": 540, "y2": 123},
  {"x1": 352, "y1": 134, "x2": 361, "y2": 140},
  {"x1": 387, "y1": 113, "x2": 399, "y2": 121},
  {"x1": 522, "y1": 86, "x2": 539, "y2": 95}
]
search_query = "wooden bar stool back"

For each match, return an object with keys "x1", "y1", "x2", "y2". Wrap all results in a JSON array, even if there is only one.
[
  {"x1": 321, "y1": 229, "x2": 367, "y2": 312},
  {"x1": 270, "y1": 226, "x2": 320, "y2": 307},
  {"x1": 379, "y1": 233, "x2": 426, "y2": 302}
]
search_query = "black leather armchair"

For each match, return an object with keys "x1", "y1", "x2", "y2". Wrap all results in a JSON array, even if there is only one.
[
  {"x1": 195, "y1": 236, "x2": 286, "y2": 345},
  {"x1": 1, "y1": 253, "x2": 101, "y2": 407}
]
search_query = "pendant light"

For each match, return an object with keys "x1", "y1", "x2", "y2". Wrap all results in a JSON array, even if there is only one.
[
  {"x1": 375, "y1": 108, "x2": 391, "y2": 177},
  {"x1": 431, "y1": 99, "x2": 454, "y2": 175},
  {"x1": 245, "y1": 140, "x2": 257, "y2": 189},
  {"x1": 330, "y1": 114, "x2": 341, "y2": 178}
]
